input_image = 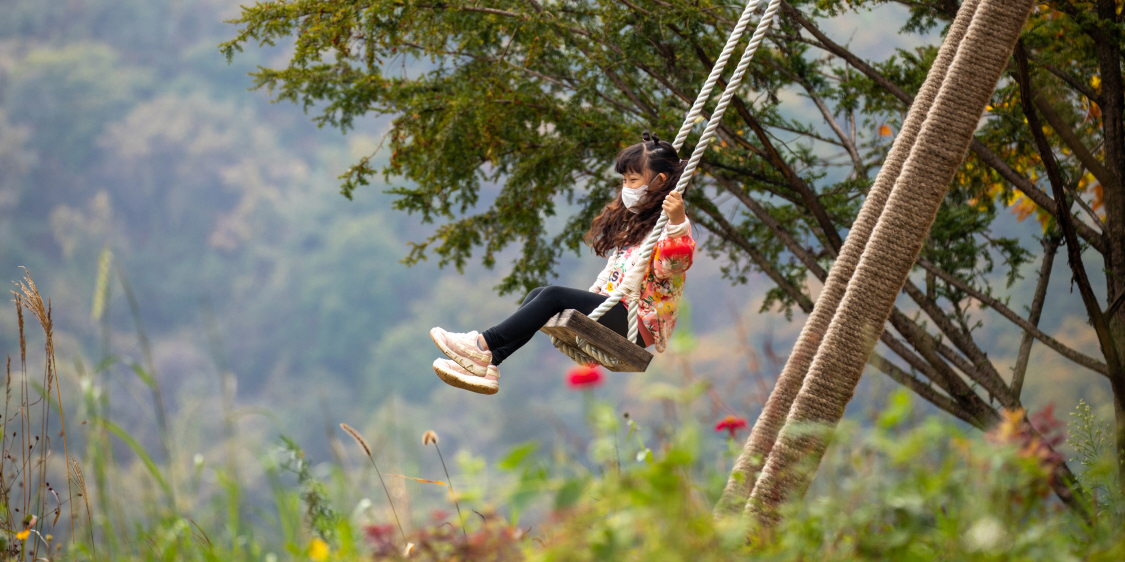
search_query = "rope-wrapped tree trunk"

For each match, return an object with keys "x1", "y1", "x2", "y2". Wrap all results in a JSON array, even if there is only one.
[
  {"x1": 742, "y1": 0, "x2": 1037, "y2": 523},
  {"x1": 713, "y1": 0, "x2": 985, "y2": 516}
]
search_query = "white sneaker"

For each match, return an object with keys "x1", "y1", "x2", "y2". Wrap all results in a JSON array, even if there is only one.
[
  {"x1": 432, "y1": 358, "x2": 499, "y2": 395},
  {"x1": 430, "y1": 327, "x2": 494, "y2": 377}
]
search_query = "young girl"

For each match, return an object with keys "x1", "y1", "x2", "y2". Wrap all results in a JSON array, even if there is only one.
[{"x1": 430, "y1": 132, "x2": 696, "y2": 394}]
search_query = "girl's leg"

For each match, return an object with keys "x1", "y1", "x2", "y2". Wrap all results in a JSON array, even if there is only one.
[{"x1": 482, "y1": 285, "x2": 638, "y2": 365}]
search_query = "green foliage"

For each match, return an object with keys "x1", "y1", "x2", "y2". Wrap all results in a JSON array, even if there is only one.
[
  {"x1": 1068, "y1": 400, "x2": 1121, "y2": 514},
  {"x1": 532, "y1": 394, "x2": 1125, "y2": 561},
  {"x1": 278, "y1": 436, "x2": 343, "y2": 545},
  {"x1": 219, "y1": 0, "x2": 1044, "y2": 301}
]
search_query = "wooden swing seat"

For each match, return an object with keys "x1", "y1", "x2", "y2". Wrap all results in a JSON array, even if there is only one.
[{"x1": 541, "y1": 309, "x2": 653, "y2": 372}]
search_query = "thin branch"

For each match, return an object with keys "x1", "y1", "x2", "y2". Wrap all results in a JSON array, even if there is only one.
[
  {"x1": 766, "y1": 54, "x2": 867, "y2": 176},
  {"x1": 968, "y1": 139, "x2": 1107, "y2": 253},
  {"x1": 869, "y1": 351, "x2": 982, "y2": 427},
  {"x1": 779, "y1": 0, "x2": 1107, "y2": 253},
  {"x1": 915, "y1": 256, "x2": 1109, "y2": 376},
  {"x1": 1011, "y1": 237, "x2": 1060, "y2": 397},
  {"x1": 900, "y1": 280, "x2": 1016, "y2": 407},
  {"x1": 687, "y1": 206, "x2": 816, "y2": 313},
  {"x1": 885, "y1": 310, "x2": 1000, "y2": 427},
  {"x1": 780, "y1": 0, "x2": 911, "y2": 104},
  {"x1": 1015, "y1": 41, "x2": 1124, "y2": 383},
  {"x1": 684, "y1": 30, "x2": 845, "y2": 253},
  {"x1": 1026, "y1": 50, "x2": 1104, "y2": 106},
  {"x1": 1033, "y1": 94, "x2": 1119, "y2": 191},
  {"x1": 707, "y1": 171, "x2": 828, "y2": 278}
]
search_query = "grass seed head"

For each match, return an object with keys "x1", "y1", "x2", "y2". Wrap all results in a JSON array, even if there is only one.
[
  {"x1": 422, "y1": 430, "x2": 438, "y2": 445},
  {"x1": 339, "y1": 423, "x2": 372, "y2": 457}
]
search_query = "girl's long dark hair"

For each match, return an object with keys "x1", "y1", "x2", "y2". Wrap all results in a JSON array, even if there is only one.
[{"x1": 585, "y1": 132, "x2": 687, "y2": 257}]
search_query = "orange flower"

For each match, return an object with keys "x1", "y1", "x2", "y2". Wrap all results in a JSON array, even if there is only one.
[{"x1": 567, "y1": 364, "x2": 604, "y2": 389}]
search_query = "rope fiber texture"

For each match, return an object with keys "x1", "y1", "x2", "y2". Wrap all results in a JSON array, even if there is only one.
[
  {"x1": 556, "y1": 0, "x2": 783, "y2": 366},
  {"x1": 713, "y1": 0, "x2": 984, "y2": 517},
  {"x1": 744, "y1": 0, "x2": 1037, "y2": 524}
]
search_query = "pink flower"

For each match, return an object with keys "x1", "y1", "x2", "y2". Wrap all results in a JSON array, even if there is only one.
[
  {"x1": 567, "y1": 364, "x2": 604, "y2": 389},
  {"x1": 715, "y1": 415, "x2": 748, "y2": 438}
]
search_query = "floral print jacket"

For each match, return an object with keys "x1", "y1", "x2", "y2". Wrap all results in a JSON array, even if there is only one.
[{"x1": 589, "y1": 219, "x2": 695, "y2": 353}]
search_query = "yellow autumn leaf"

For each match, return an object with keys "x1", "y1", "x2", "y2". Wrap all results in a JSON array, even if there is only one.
[{"x1": 309, "y1": 537, "x2": 329, "y2": 561}]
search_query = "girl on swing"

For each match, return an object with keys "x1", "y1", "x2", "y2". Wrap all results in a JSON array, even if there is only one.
[{"x1": 430, "y1": 132, "x2": 696, "y2": 394}]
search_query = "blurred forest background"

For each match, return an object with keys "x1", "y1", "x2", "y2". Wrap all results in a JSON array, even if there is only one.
[{"x1": 0, "y1": 0, "x2": 1116, "y2": 545}]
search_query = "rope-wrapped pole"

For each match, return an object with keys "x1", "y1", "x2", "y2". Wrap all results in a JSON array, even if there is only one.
[
  {"x1": 745, "y1": 0, "x2": 1037, "y2": 523},
  {"x1": 589, "y1": 0, "x2": 784, "y2": 345},
  {"x1": 714, "y1": 0, "x2": 984, "y2": 517}
]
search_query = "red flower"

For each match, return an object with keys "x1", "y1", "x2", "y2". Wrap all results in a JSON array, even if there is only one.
[
  {"x1": 715, "y1": 415, "x2": 748, "y2": 438},
  {"x1": 567, "y1": 364, "x2": 604, "y2": 389}
]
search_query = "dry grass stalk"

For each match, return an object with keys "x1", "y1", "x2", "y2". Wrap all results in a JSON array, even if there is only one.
[
  {"x1": 7, "y1": 268, "x2": 77, "y2": 550},
  {"x1": 423, "y1": 430, "x2": 465, "y2": 537},
  {"x1": 70, "y1": 459, "x2": 95, "y2": 553},
  {"x1": 339, "y1": 423, "x2": 407, "y2": 545}
]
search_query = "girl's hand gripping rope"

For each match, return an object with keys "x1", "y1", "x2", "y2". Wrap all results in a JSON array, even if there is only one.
[{"x1": 663, "y1": 191, "x2": 686, "y2": 225}]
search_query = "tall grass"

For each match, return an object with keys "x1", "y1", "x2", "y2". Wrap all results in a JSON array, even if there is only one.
[
  {"x1": 4, "y1": 267, "x2": 1122, "y2": 561},
  {"x1": 2, "y1": 269, "x2": 84, "y2": 559}
]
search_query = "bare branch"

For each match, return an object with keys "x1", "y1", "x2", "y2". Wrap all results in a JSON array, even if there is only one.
[
  {"x1": 1033, "y1": 94, "x2": 1119, "y2": 191},
  {"x1": 1026, "y1": 50, "x2": 1104, "y2": 106},
  {"x1": 869, "y1": 351, "x2": 982, "y2": 427},
  {"x1": 687, "y1": 207, "x2": 816, "y2": 313},
  {"x1": 1015, "y1": 41, "x2": 1125, "y2": 386},
  {"x1": 915, "y1": 256, "x2": 1109, "y2": 377},
  {"x1": 684, "y1": 32, "x2": 845, "y2": 253},
  {"x1": 765, "y1": 54, "x2": 867, "y2": 176},
  {"x1": 901, "y1": 281, "x2": 1016, "y2": 407},
  {"x1": 885, "y1": 310, "x2": 1000, "y2": 427},
  {"x1": 779, "y1": 0, "x2": 1107, "y2": 253},
  {"x1": 968, "y1": 139, "x2": 1107, "y2": 253},
  {"x1": 1012, "y1": 237, "x2": 1060, "y2": 397},
  {"x1": 707, "y1": 171, "x2": 828, "y2": 279}
]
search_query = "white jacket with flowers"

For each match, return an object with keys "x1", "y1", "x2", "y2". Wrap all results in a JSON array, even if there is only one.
[{"x1": 589, "y1": 219, "x2": 695, "y2": 353}]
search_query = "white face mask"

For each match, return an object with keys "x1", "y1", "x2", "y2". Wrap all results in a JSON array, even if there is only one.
[{"x1": 622, "y1": 184, "x2": 648, "y2": 213}]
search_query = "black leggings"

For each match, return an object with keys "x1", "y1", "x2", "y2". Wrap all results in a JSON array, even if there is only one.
[{"x1": 481, "y1": 285, "x2": 644, "y2": 366}]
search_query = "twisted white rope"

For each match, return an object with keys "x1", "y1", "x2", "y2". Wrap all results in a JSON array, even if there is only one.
[
  {"x1": 587, "y1": 0, "x2": 783, "y2": 347},
  {"x1": 550, "y1": 335, "x2": 598, "y2": 364},
  {"x1": 672, "y1": 0, "x2": 762, "y2": 151}
]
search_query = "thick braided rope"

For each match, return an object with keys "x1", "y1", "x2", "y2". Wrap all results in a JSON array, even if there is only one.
[
  {"x1": 554, "y1": 0, "x2": 768, "y2": 367},
  {"x1": 712, "y1": 0, "x2": 983, "y2": 517},
  {"x1": 589, "y1": 0, "x2": 784, "y2": 345},
  {"x1": 745, "y1": 0, "x2": 1037, "y2": 523}
]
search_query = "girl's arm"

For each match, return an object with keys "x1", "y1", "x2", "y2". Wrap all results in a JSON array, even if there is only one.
[{"x1": 589, "y1": 256, "x2": 614, "y2": 293}]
